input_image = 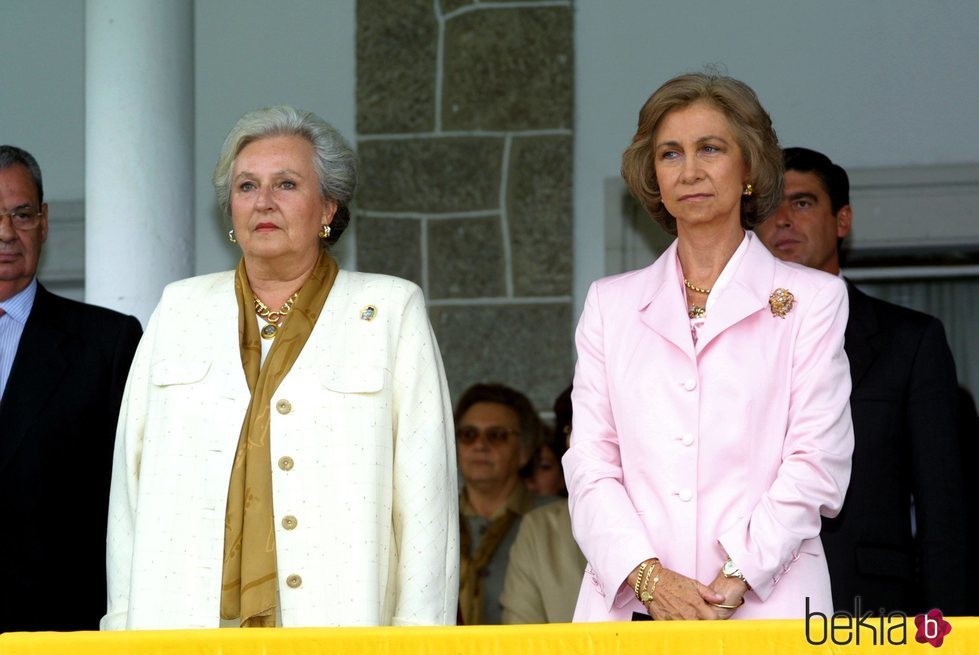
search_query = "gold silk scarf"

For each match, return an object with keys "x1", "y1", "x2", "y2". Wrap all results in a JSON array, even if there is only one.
[
  {"x1": 459, "y1": 511, "x2": 518, "y2": 626},
  {"x1": 220, "y1": 250, "x2": 339, "y2": 627}
]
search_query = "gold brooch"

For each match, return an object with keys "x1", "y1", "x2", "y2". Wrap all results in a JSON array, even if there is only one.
[
  {"x1": 769, "y1": 288, "x2": 795, "y2": 318},
  {"x1": 360, "y1": 305, "x2": 378, "y2": 321},
  {"x1": 688, "y1": 303, "x2": 706, "y2": 319}
]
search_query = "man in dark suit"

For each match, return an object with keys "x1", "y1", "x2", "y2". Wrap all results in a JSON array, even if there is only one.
[
  {"x1": 756, "y1": 147, "x2": 969, "y2": 615},
  {"x1": 0, "y1": 145, "x2": 142, "y2": 632}
]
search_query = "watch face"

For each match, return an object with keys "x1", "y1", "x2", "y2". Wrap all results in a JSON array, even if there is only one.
[{"x1": 723, "y1": 560, "x2": 738, "y2": 576}]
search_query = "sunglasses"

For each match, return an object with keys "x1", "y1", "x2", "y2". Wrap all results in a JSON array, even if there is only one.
[{"x1": 455, "y1": 425, "x2": 518, "y2": 445}]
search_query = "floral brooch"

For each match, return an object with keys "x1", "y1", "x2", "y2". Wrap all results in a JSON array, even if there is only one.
[{"x1": 769, "y1": 288, "x2": 795, "y2": 319}]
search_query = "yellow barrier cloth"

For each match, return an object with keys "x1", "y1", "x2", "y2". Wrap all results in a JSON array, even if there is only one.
[{"x1": 2, "y1": 619, "x2": 977, "y2": 655}]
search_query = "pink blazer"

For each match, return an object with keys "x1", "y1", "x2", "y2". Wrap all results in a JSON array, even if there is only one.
[{"x1": 564, "y1": 233, "x2": 853, "y2": 620}]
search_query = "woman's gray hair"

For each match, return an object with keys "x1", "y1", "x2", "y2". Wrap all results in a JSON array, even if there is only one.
[{"x1": 212, "y1": 105, "x2": 357, "y2": 245}]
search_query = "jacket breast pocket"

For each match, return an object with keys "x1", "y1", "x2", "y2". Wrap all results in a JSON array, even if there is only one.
[
  {"x1": 149, "y1": 358, "x2": 229, "y2": 412},
  {"x1": 320, "y1": 365, "x2": 385, "y2": 394},
  {"x1": 315, "y1": 365, "x2": 391, "y2": 454},
  {"x1": 318, "y1": 365, "x2": 387, "y2": 421},
  {"x1": 150, "y1": 358, "x2": 211, "y2": 387}
]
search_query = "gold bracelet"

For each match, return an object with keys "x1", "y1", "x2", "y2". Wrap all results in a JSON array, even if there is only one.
[
  {"x1": 633, "y1": 560, "x2": 651, "y2": 602},
  {"x1": 640, "y1": 560, "x2": 660, "y2": 604},
  {"x1": 638, "y1": 561, "x2": 654, "y2": 598},
  {"x1": 711, "y1": 598, "x2": 745, "y2": 610}
]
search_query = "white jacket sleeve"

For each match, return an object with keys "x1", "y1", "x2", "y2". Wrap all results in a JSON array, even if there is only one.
[
  {"x1": 390, "y1": 286, "x2": 459, "y2": 625},
  {"x1": 100, "y1": 304, "x2": 160, "y2": 630}
]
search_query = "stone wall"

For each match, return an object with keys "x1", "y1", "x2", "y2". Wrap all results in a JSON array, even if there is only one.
[{"x1": 356, "y1": 0, "x2": 574, "y2": 413}]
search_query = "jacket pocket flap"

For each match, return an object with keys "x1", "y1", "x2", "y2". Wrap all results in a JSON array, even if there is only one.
[
  {"x1": 151, "y1": 358, "x2": 211, "y2": 386},
  {"x1": 320, "y1": 366, "x2": 384, "y2": 393}
]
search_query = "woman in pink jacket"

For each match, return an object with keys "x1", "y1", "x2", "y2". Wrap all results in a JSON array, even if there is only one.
[{"x1": 564, "y1": 73, "x2": 854, "y2": 621}]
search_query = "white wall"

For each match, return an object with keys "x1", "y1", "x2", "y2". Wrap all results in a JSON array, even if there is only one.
[
  {"x1": 0, "y1": 0, "x2": 85, "y2": 202},
  {"x1": 574, "y1": 0, "x2": 979, "y2": 313},
  {"x1": 0, "y1": 0, "x2": 355, "y2": 285}
]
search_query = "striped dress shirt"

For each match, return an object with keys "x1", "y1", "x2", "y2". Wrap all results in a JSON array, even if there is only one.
[{"x1": 0, "y1": 277, "x2": 37, "y2": 400}]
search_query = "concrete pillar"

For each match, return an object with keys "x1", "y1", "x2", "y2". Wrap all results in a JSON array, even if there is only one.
[{"x1": 85, "y1": 0, "x2": 194, "y2": 324}]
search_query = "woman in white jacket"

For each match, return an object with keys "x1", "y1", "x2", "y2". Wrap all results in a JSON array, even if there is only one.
[{"x1": 102, "y1": 106, "x2": 458, "y2": 630}]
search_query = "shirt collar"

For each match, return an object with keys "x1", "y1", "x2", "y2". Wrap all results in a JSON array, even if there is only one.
[
  {"x1": 706, "y1": 230, "x2": 752, "y2": 311},
  {"x1": 0, "y1": 278, "x2": 38, "y2": 326},
  {"x1": 673, "y1": 230, "x2": 751, "y2": 312}
]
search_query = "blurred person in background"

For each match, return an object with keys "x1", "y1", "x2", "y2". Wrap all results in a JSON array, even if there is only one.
[
  {"x1": 456, "y1": 382, "x2": 544, "y2": 624},
  {"x1": 522, "y1": 388, "x2": 570, "y2": 498},
  {"x1": 502, "y1": 385, "x2": 585, "y2": 623}
]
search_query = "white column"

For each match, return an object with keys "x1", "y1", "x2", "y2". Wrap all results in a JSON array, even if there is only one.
[{"x1": 85, "y1": 0, "x2": 194, "y2": 325}]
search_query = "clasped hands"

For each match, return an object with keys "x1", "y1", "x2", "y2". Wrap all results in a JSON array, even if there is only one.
[{"x1": 628, "y1": 561, "x2": 748, "y2": 621}]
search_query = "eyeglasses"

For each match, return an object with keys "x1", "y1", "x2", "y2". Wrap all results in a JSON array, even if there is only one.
[
  {"x1": 455, "y1": 425, "x2": 519, "y2": 445},
  {"x1": 0, "y1": 207, "x2": 43, "y2": 230}
]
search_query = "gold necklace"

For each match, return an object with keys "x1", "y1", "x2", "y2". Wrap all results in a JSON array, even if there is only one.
[
  {"x1": 683, "y1": 278, "x2": 712, "y2": 295},
  {"x1": 684, "y1": 278, "x2": 711, "y2": 319},
  {"x1": 254, "y1": 292, "x2": 299, "y2": 340}
]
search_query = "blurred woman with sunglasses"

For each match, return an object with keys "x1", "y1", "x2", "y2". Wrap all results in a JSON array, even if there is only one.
[{"x1": 454, "y1": 383, "x2": 544, "y2": 625}]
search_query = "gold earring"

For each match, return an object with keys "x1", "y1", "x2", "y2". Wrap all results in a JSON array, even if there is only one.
[
  {"x1": 743, "y1": 183, "x2": 754, "y2": 197},
  {"x1": 319, "y1": 224, "x2": 331, "y2": 239},
  {"x1": 228, "y1": 228, "x2": 237, "y2": 243}
]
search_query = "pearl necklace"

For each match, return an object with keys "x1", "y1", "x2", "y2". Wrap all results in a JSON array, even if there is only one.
[{"x1": 254, "y1": 292, "x2": 299, "y2": 340}]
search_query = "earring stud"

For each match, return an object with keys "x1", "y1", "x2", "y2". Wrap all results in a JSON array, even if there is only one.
[
  {"x1": 319, "y1": 224, "x2": 331, "y2": 239},
  {"x1": 743, "y1": 183, "x2": 754, "y2": 197},
  {"x1": 228, "y1": 228, "x2": 237, "y2": 243}
]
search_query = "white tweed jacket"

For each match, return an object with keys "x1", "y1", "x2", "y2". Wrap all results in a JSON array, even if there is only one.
[{"x1": 102, "y1": 269, "x2": 459, "y2": 629}]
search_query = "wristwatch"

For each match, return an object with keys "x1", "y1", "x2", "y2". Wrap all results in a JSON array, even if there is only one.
[{"x1": 722, "y1": 558, "x2": 751, "y2": 590}]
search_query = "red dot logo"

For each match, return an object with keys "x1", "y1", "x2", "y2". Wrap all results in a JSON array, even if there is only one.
[{"x1": 915, "y1": 609, "x2": 952, "y2": 648}]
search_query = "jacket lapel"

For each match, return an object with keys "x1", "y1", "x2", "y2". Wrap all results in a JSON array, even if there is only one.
[
  {"x1": 0, "y1": 285, "x2": 69, "y2": 472},
  {"x1": 694, "y1": 234, "x2": 772, "y2": 354},
  {"x1": 204, "y1": 273, "x2": 251, "y2": 402},
  {"x1": 843, "y1": 279, "x2": 879, "y2": 390},
  {"x1": 638, "y1": 240, "x2": 697, "y2": 362}
]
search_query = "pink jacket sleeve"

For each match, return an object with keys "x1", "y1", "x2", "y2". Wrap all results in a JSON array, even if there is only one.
[
  {"x1": 716, "y1": 277, "x2": 853, "y2": 600},
  {"x1": 563, "y1": 281, "x2": 659, "y2": 610}
]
